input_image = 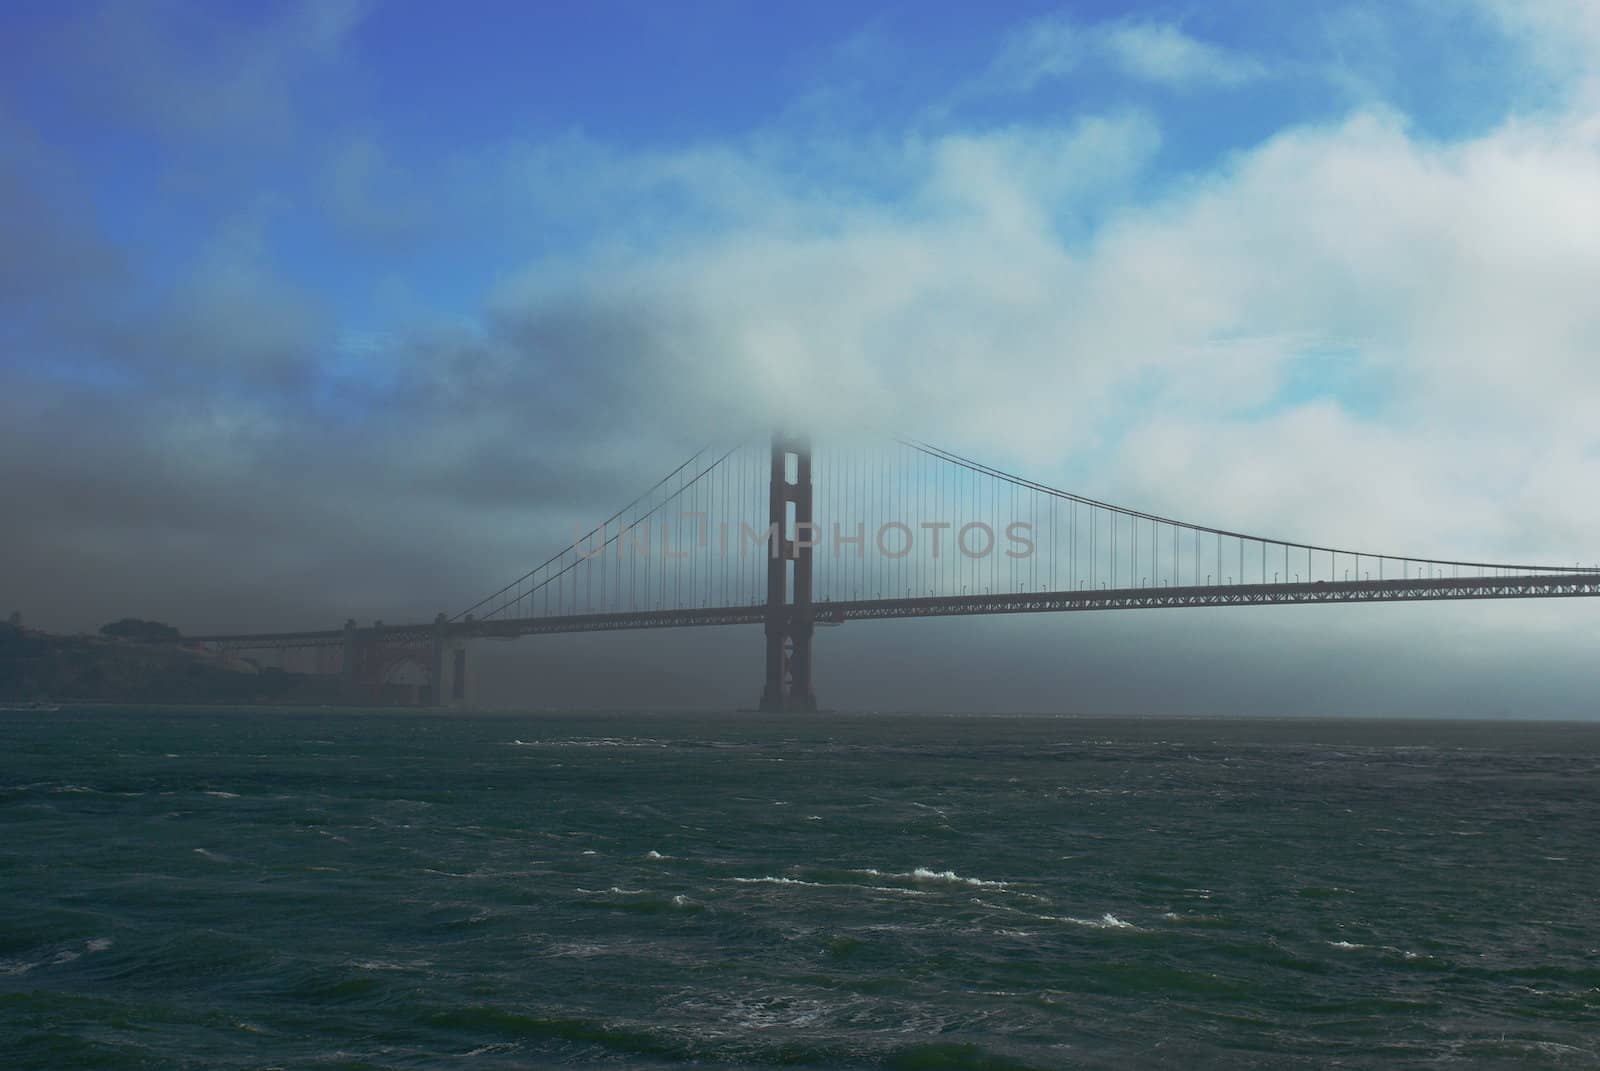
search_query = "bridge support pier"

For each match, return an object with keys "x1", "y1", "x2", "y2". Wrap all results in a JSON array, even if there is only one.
[
  {"x1": 759, "y1": 432, "x2": 818, "y2": 712},
  {"x1": 340, "y1": 618, "x2": 365, "y2": 705},
  {"x1": 438, "y1": 646, "x2": 473, "y2": 707},
  {"x1": 429, "y1": 613, "x2": 474, "y2": 708}
]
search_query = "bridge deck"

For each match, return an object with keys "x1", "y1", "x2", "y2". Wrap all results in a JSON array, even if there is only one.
[{"x1": 191, "y1": 572, "x2": 1600, "y2": 648}]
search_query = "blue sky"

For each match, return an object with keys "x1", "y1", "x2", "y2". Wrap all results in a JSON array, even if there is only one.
[
  {"x1": 4, "y1": 0, "x2": 1600, "y2": 674},
  {"x1": 3, "y1": 0, "x2": 1569, "y2": 375}
]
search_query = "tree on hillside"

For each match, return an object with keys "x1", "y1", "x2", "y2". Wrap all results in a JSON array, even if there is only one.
[{"x1": 99, "y1": 618, "x2": 181, "y2": 643}]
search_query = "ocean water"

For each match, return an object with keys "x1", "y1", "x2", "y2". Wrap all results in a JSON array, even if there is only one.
[{"x1": 2, "y1": 709, "x2": 1598, "y2": 1069}]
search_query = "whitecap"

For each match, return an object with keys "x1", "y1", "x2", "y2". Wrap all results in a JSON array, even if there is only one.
[
  {"x1": 645, "y1": 850, "x2": 667, "y2": 860},
  {"x1": 910, "y1": 867, "x2": 1009, "y2": 889},
  {"x1": 465, "y1": 1043, "x2": 519, "y2": 1057},
  {"x1": 1051, "y1": 913, "x2": 1137, "y2": 930},
  {"x1": 606, "y1": 886, "x2": 645, "y2": 895},
  {"x1": 839, "y1": 866, "x2": 1010, "y2": 889},
  {"x1": 534, "y1": 737, "x2": 669, "y2": 749},
  {"x1": 731, "y1": 875, "x2": 927, "y2": 897}
]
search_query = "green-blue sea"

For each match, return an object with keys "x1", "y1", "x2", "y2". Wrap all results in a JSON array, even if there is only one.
[{"x1": 3, "y1": 709, "x2": 1598, "y2": 1069}]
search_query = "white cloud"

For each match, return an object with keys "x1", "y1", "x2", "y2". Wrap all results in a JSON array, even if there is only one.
[
  {"x1": 983, "y1": 14, "x2": 1083, "y2": 95},
  {"x1": 1098, "y1": 22, "x2": 1268, "y2": 87},
  {"x1": 977, "y1": 13, "x2": 1266, "y2": 96},
  {"x1": 467, "y1": 96, "x2": 1600, "y2": 578},
  {"x1": 1474, "y1": 0, "x2": 1600, "y2": 90},
  {"x1": 485, "y1": 114, "x2": 1167, "y2": 455}
]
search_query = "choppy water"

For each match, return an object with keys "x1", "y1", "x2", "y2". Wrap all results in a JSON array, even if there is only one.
[{"x1": 3, "y1": 709, "x2": 1599, "y2": 1069}]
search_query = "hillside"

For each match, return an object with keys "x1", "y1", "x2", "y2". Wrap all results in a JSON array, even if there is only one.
[{"x1": 0, "y1": 622, "x2": 339, "y2": 705}]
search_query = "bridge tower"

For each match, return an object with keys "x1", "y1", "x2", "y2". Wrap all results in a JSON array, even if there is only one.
[{"x1": 760, "y1": 432, "x2": 818, "y2": 712}]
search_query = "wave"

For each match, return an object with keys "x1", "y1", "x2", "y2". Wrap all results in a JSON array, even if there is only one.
[
  {"x1": 732, "y1": 875, "x2": 927, "y2": 896},
  {"x1": 351, "y1": 957, "x2": 431, "y2": 972},
  {"x1": 573, "y1": 886, "x2": 701, "y2": 914},
  {"x1": 1328, "y1": 939, "x2": 1425, "y2": 960},
  {"x1": 836, "y1": 866, "x2": 1010, "y2": 889},
  {"x1": 1040, "y1": 912, "x2": 1137, "y2": 930},
  {"x1": 909, "y1": 867, "x2": 1009, "y2": 889},
  {"x1": 0, "y1": 936, "x2": 116, "y2": 977},
  {"x1": 507, "y1": 737, "x2": 670, "y2": 749},
  {"x1": 1159, "y1": 912, "x2": 1230, "y2": 927},
  {"x1": 752, "y1": 865, "x2": 1015, "y2": 893}
]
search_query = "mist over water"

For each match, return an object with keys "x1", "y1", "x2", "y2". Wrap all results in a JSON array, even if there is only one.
[{"x1": 3, "y1": 709, "x2": 1599, "y2": 1069}]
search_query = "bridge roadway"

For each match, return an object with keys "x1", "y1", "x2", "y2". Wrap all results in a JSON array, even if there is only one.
[{"x1": 191, "y1": 571, "x2": 1600, "y2": 649}]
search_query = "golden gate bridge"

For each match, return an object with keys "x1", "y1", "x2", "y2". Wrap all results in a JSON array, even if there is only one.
[{"x1": 191, "y1": 434, "x2": 1600, "y2": 709}]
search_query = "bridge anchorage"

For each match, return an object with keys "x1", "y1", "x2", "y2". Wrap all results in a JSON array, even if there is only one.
[{"x1": 190, "y1": 431, "x2": 1600, "y2": 709}]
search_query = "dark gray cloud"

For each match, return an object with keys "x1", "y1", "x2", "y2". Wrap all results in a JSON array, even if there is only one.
[{"x1": 0, "y1": 129, "x2": 727, "y2": 638}]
